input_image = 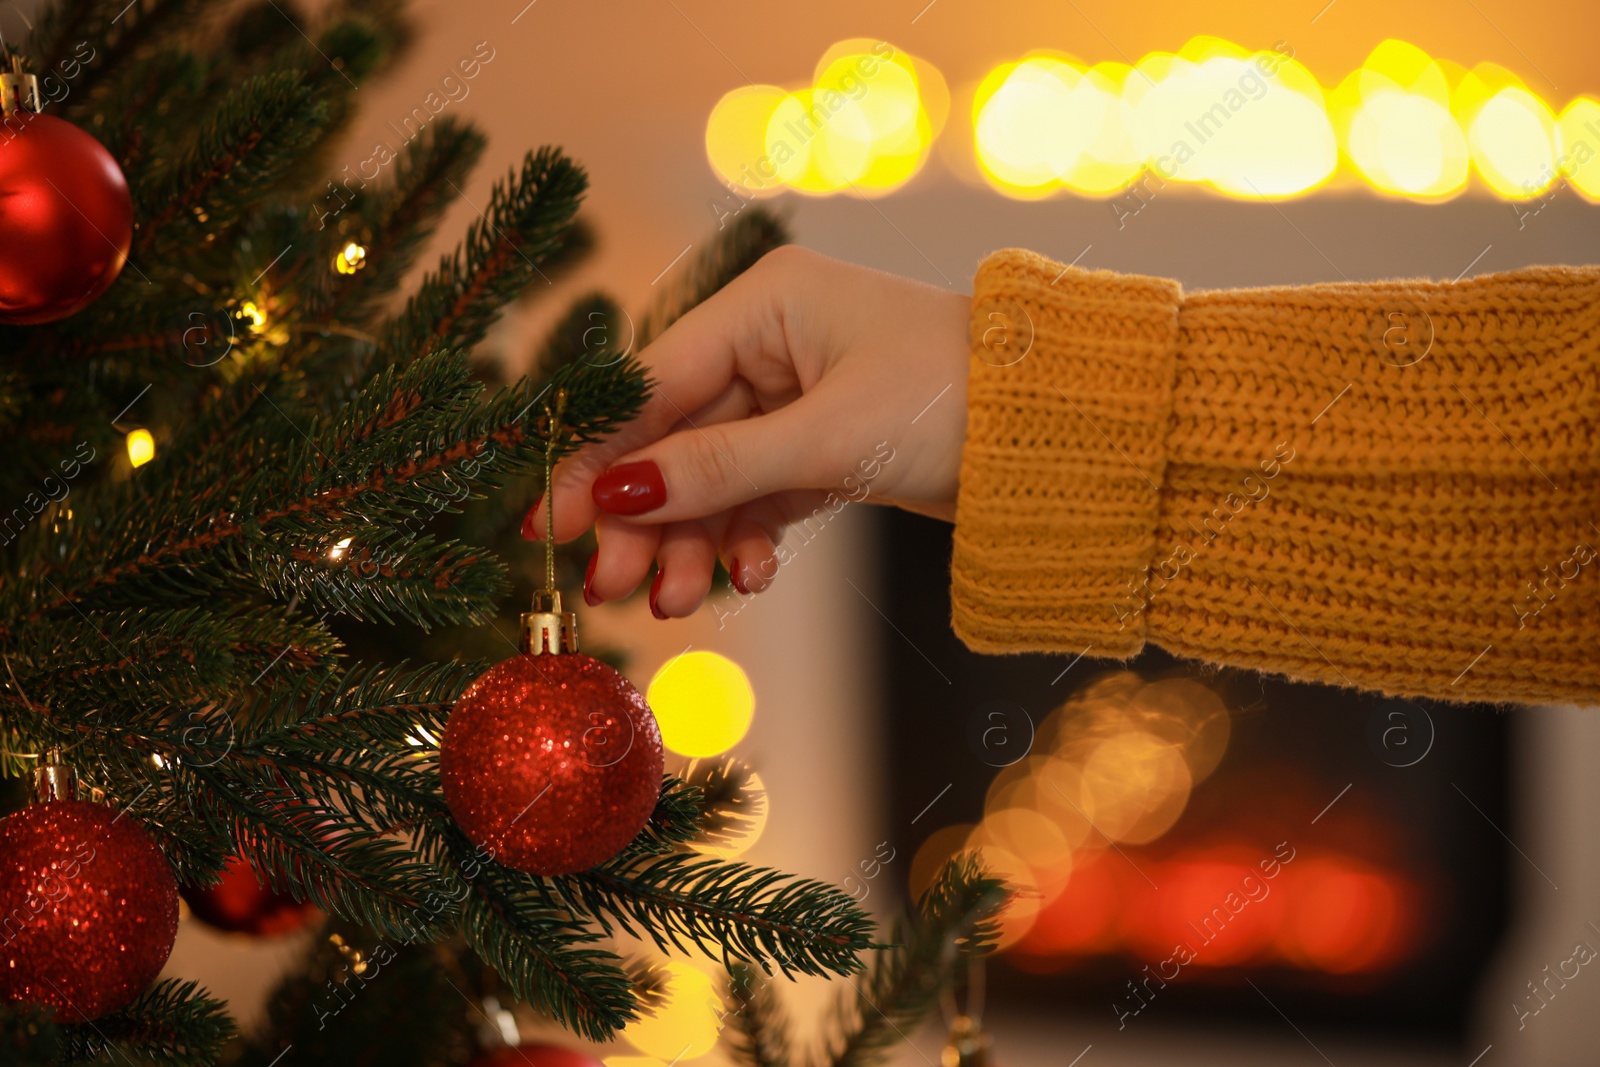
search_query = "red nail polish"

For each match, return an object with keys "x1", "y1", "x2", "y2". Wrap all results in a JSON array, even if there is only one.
[
  {"x1": 730, "y1": 556, "x2": 749, "y2": 596},
  {"x1": 521, "y1": 494, "x2": 544, "y2": 540},
  {"x1": 649, "y1": 569, "x2": 667, "y2": 619},
  {"x1": 584, "y1": 551, "x2": 601, "y2": 607},
  {"x1": 592, "y1": 460, "x2": 666, "y2": 516}
]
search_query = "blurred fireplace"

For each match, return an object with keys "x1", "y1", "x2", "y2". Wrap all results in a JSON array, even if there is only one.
[{"x1": 874, "y1": 508, "x2": 1513, "y2": 1042}]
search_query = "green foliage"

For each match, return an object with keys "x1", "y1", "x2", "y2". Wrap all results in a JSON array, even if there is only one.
[
  {"x1": 378, "y1": 148, "x2": 589, "y2": 371},
  {"x1": 823, "y1": 855, "x2": 1008, "y2": 1067},
  {"x1": 0, "y1": 1, "x2": 873, "y2": 1061},
  {"x1": 724, "y1": 962, "x2": 793, "y2": 1067},
  {"x1": 715, "y1": 855, "x2": 1009, "y2": 1067},
  {"x1": 553, "y1": 855, "x2": 877, "y2": 979},
  {"x1": 0, "y1": 980, "x2": 234, "y2": 1067},
  {"x1": 228, "y1": 920, "x2": 473, "y2": 1067}
]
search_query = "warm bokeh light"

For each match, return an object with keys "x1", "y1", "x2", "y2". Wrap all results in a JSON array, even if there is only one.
[
  {"x1": 705, "y1": 39, "x2": 942, "y2": 196},
  {"x1": 126, "y1": 428, "x2": 155, "y2": 468},
  {"x1": 237, "y1": 300, "x2": 267, "y2": 335},
  {"x1": 1557, "y1": 97, "x2": 1600, "y2": 199},
  {"x1": 646, "y1": 650, "x2": 754, "y2": 758},
  {"x1": 334, "y1": 241, "x2": 367, "y2": 274},
  {"x1": 920, "y1": 669, "x2": 1423, "y2": 979},
  {"x1": 1336, "y1": 40, "x2": 1469, "y2": 198},
  {"x1": 715, "y1": 36, "x2": 1589, "y2": 202},
  {"x1": 623, "y1": 961, "x2": 721, "y2": 1060},
  {"x1": 1457, "y1": 63, "x2": 1561, "y2": 197}
]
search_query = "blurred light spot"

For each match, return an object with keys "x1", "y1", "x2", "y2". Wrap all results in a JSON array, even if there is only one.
[
  {"x1": 973, "y1": 807, "x2": 1074, "y2": 893},
  {"x1": 1277, "y1": 859, "x2": 1406, "y2": 973},
  {"x1": 126, "y1": 428, "x2": 155, "y2": 468},
  {"x1": 705, "y1": 41, "x2": 940, "y2": 196},
  {"x1": 1457, "y1": 63, "x2": 1560, "y2": 197},
  {"x1": 623, "y1": 961, "x2": 721, "y2": 1060},
  {"x1": 1556, "y1": 97, "x2": 1600, "y2": 199},
  {"x1": 334, "y1": 242, "x2": 367, "y2": 274},
  {"x1": 647, "y1": 651, "x2": 754, "y2": 758},
  {"x1": 1337, "y1": 40, "x2": 1468, "y2": 198},
  {"x1": 238, "y1": 301, "x2": 267, "y2": 335},
  {"x1": 329, "y1": 536, "x2": 353, "y2": 561}
]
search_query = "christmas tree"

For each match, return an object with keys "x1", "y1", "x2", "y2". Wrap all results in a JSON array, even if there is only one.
[{"x1": 0, "y1": 2, "x2": 1003, "y2": 1064}]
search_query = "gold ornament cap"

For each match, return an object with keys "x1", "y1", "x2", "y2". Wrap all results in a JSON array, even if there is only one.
[
  {"x1": 33, "y1": 748, "x2": 79, "y2": 802},
  {"x1": 0, "y1": 59, "x2": 39, "y2": 116},
  {"x1": 520, "y1": 589, "x2": 578, "y2": 655}
]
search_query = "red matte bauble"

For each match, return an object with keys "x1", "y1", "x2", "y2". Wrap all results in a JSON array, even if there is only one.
[
  {"x1": 0, "y1": 111, "x2": 133, "y2": 324},
  {"x1": 440, "y1": 652, "x2": 663, "y2": 875},
  {"x1": 470, "y1": 1044, "x2": 606, "y2": 1067},
  {"x1": 181, "y1": 854, "x2": 317, "y2": 937},
  {"x1": 0, "y1": 799, "x2": 179, "y2": 1020}
]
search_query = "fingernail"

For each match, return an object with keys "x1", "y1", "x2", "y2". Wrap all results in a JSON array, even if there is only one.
[
  {"x1": 649, "y1": 569, "x2": 667, "y2": 620},
  {"x1": 593, "y1": 460, "x2": 666, "y2": 516},
  {"x1": 521, "y1": 494, "x2": 544, "y2": 540},
  {"x1": 730, "y1": 556, "x2": 750, "y2": 597},
  {"x1": 583, "y1": 551, "x2": 601, "y2": 607}
]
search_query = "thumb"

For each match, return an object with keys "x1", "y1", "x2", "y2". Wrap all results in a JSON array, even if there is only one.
[{"x1": 592, "y1": 402, "x2": 824, "y2": 524}]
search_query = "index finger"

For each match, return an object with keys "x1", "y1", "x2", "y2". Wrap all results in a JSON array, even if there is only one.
[{"x1": 542, "y1": 249, "x2": 790, "y2": 543}]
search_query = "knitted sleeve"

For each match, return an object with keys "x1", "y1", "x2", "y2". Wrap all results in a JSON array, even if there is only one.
[{"x1": 951, "y1": 247, "x2": 1600, "y2": 706}]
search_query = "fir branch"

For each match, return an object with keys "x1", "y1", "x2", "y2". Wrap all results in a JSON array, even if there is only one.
[
  {"x1": 57, "y1": 979, "x2": 234, "y2": 1067},
  {"x1": 233, "y1": 920, "x2": 474, "y2": 1067},
  {"x1": 377, "y1": 147, "x2": 587, "y2": 369},
  {"x1": 603, "y1": 774, "x2": 706, "y2": 866},
  {"x1": 723, "y1": 961, "x2": 793, "y2": 1067},
  {"x1": 36, "y1": 0, "x2": 207, "y2": 119},
  {"x1": 681, "y1": 756, "x2": 767, "y2": 849},
  {"x1": 637, "y1": 207, "x2": 789, "y2": 347},
  {"x1": 134, "y1": 69, "x2": 329, "y2": 254},
  {"x1": 303, "y1": 117, "x2": 488, "y2": 331},
  {"x1": 553, "y1": 855, "x2": 875, "y2": 979},
  {"x1": 414, "y1": 818, "x2": 641, "y2": 1042},
  {"x1": 823, "y1": 855, "x2": 1007, "y2": 1067}
]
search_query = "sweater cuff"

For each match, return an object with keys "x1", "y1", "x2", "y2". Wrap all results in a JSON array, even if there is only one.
[{"x1": 951, "y1": 249, "x2": 1183, "y2": 656}]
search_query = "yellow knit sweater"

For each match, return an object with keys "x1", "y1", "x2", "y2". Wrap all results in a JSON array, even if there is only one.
[{"x1": 952, "y1": 248, "x2": 1599, "y2": 707}]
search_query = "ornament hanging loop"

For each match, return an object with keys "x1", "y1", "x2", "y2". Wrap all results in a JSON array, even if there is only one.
[
  {"x1": 0, "y1": 58, "x2": 40, "y2": 116},
  {"x1": 939, "y1": 954, "x2": 992, "y2": 1067},
  {"x1": 521, "y1": 387, "x2": 577, "y2": 656},
  {"x1": 32, "y1": 747, "x2": 78, "y2": 802}
]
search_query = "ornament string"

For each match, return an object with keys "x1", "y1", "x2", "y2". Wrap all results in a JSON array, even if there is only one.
[
  {"x1": 939, "y1": 952, "x2": 986, "y2": 1027},
  {"x1": 540, "y1": 387, "x2": 568, "y2": 599}
]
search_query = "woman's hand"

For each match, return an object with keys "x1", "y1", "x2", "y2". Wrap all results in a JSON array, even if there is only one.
[{"x1": 530, "y1": 245, "x2": 971, "y2": 617}]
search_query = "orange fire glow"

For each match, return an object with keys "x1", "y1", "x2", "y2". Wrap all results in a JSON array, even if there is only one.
[{"x1": 917, "y1": 671, "x2": 1424, "y2": 977}]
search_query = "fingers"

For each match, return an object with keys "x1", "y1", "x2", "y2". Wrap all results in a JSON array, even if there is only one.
[
  {"x1": 651, "y1": 521, "x2": 722, "y2": 618},
  {"x1": 543, "y1": 251, "x2": 795, "y2": 543},
  {"x1": 585, "y1": 514, "x2": 659, "y2": 605},
  {"x1": 590, "y1": 398, "x2": 832, "y2": 525},
  {"x1": 720, "y1": 499, "x2": 785, "y2": 594}
]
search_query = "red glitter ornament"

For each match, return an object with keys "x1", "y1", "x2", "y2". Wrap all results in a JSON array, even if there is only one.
[
  {"x1": 181, "y1": 854, "x2": 318, "y2": 937},
  {"x1": 0, "y1": 72, "x2": 133, "y2": 325},
  {"x1": 0, "y1": 771, "x2": 179, "y2": 1020},
  {"x1": 470, "y1": 1043, "x2": 605, "y2": 1067},
  {"x1": 440, "y1": 592, "x2": 663, "y2": 876}
]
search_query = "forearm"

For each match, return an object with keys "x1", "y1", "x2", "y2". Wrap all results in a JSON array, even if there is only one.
[{"x1": 952, "y1": 249, "x2": 1600, "y2": 706}]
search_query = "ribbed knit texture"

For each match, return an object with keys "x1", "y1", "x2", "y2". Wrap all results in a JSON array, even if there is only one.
[{"x1": 952, "y1": 248, "x2": 1600, "y2": 707}]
